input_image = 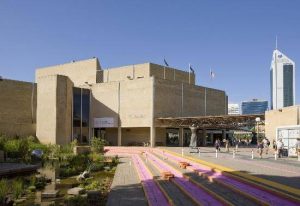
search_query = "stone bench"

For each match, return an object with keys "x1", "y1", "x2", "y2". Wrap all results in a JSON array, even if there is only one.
[
  {"x1": 161, "y1": 171, "x2": 174, "y2": 180},
  {"x1": 179, "y1": 161, "x2": 190, "y2": 169}
]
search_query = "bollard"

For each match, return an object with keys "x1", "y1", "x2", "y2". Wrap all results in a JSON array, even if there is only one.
[
  {"x1": 145, "y1": 153, "x2": 148, "y2": 163},
  {"x1": 163, "y1": 151, "x2": 165, "y2": 160},
  {"x1": 233, "y1": 150, "x2": 235, "y2": 159},
  {"x1": 215, "y1": 149, "x2": 218, "y2": 158},
  {"x1": 251, "y1": 149, "x2": 254, "y2": 159},
  {"x1": 198, "y1": 149, "x2": 201, "y2": 157},
  {"x1": 275, "y1": 152, "x2": 277, "y2": 160},
  {"x1": 182, "y1": 148, "x2": 184, "y2": 157}
]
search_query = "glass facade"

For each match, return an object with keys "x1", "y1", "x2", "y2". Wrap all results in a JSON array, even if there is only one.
[
  {"x1": 166, "y1": 128, "x2": 179, "y2": 146},
  {"x1": 72, "y1": 87, "x2": 90, "y2": 143},
  {"x1": 283, "y1": 64, "x2": 293, "y2": 107},
  {"x1": 241, "y1": 100, "x2": 268, "y2": 115}
]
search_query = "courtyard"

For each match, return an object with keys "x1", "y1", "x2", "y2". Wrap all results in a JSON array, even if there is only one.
[{"x1": 106, "y1": 146, "x2": 300, "y2": 206}]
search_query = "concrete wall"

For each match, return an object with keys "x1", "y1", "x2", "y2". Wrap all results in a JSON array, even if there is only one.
[
  {"x1": 102, "y1": 63, "x2": 150, "y2": 83},
  {"x1": 121, "y1": 127, "x2": 150, "y2": 146},
  {"x1": 36, "y1": 58, "x2": 100, "y2": 87},
  {"x1": 102, "y1": 62, "x2": 195, "y2": 85},
  {"x1": 0, "y1": 79, "x2": 36, "y2": 137},
  {"x1": 265, "y1": 105, "x2": 300, "y2": 142},
  {"x1": 104, "y1": 128, "x2": 118, "y2": 146},
  {"x1": 154, "y1": 78, "x2": 227, "y2": 119},
  {"x1": 150, "y1": 63, "x2": 195, "y2": 85},
  {"x1": 36, "y1": 75, "x2": 73, "y2": 145},
  {"x1": 91, "y1": 78, "x2": 153, "y2": 128}
]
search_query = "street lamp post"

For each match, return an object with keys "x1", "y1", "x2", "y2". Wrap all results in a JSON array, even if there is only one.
[{"x1": 255, "y1": 117, "x2": 261, "y2": 142}]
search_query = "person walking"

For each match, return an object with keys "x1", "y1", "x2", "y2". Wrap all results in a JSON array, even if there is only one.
[
  {"x1": 272, "y1": 139, "x2": 277, "y2": 154},
  {"x1": 225, "y1": 139, "x2": 230, "y2": 152},
  {"x1": 295, "y1": 138, "x2": 300, "y2": 160},
  {"x1": 215, "y1": 139, "x2": 221, "y2": 152},
  {"x1": 277, "y1": 139, "x2": 284, "y2": 158},
  {"x1": 262, "y1": 138, "x2": 270, "y2": 155},
  {"x1": 257, "y1": 140, "x2": 264, "y2": 159},
  {"x1": 235, "y1": 139, "x2": 240, "y2": 152}
]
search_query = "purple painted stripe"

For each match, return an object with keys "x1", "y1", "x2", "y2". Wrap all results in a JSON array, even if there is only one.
[
  {"x1": 132, "y1": 155, "x2": 169, "y2": 206},
  {"x1": 146, "y1": 152, "x2": 224, "y2": 206},
  {"x1": 156, "y1": 150, "x2": 299, "y2": 206}
]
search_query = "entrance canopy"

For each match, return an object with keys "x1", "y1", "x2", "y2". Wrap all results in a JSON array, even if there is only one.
[{"x1": 155, "y1": 114, "x2": 264, "y2": 130}]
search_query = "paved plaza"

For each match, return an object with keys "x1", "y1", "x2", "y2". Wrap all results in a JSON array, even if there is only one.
[
  {"x1": 162, "y1": 146, "x2": 300, "y2": 189},
  {"x1": 106, "y1": 146, "x2": 300, "y2": 206}
]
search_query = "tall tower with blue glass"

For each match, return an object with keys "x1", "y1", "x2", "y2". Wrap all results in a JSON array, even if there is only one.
[{"x1": 270, "y1": 49, "x2": 295, "y2": 110}]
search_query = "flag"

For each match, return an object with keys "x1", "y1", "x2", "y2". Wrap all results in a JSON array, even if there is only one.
[
  {"x1": 189, "y1": 64, "x2": 195, "y2": 74},
  {"x1": 210, "y1": 69, "x2": 215, "y2": 79},
  {"x1": 164, "y1": 58, "x2": 169, "y2": 67}
]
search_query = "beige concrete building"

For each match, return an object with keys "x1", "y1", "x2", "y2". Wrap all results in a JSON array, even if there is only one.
[
  {"x1": 265, "y1": 105, "x2": 300, "y2": 142},
  {"x1": 0, "y1": 79, "x2": 36, "y2": 137},
  {"x1": 1, "y1": 57, "x2": 228, "y2": 146}
]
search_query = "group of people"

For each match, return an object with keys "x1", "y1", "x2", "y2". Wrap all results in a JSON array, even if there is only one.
[
  {"x1": 214, "y1": 138, "x2": 235, "y2": 152},
  {"x1": 257, "y1": 137, "x2": 300, "y2": 159},
  {"x1": 214, "y1": 137, "x2": 300, "y2": 160}
]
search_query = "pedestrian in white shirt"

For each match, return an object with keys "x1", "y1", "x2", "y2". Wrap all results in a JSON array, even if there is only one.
[{"x1": 276, "y1": 139, "x2": 284, "y2": 158}]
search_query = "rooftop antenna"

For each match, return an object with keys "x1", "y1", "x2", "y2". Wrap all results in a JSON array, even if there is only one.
[{"x1": 275, "y1": 35, "x2": 278, "y2": 50}]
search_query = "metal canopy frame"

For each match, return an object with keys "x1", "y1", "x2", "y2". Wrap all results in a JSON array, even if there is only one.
[{"x1": 155, "y1": 114, "x2": 265, "y2": 130}]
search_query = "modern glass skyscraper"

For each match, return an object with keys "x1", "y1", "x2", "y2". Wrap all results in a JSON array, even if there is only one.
[
  {"x1": 270, "y1": 49, "x2": 295, "y2": 110},
  {"x1": 228, "y1": 103, "x2": 240, "y2": 115},
  {"x1": 241, "y1": 99, "x2": 268, "y2": 115}
]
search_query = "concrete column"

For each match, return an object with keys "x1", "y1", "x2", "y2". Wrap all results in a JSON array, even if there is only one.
[
  {"x1": 179, "y1": 128, "x2": 184, "y2": 146},
  {"x1": 150, "y1": 126, "x2": 156, "y2": 147},
  {"x1": 117, "y1": 127, "x2": 122, "y2": 146},
  {"x1": 202, "y1": 129, "x2": 207, "y2": 146},
  {"x1": 210, "y1": 132, "x2": 214, "y2": 143}
]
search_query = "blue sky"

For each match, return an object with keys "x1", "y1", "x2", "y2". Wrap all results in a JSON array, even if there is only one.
[{"x1": 0, "y1": 1, "x2": 299, "y2": 104}]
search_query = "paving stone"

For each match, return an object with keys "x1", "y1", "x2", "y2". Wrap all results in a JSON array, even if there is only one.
[
  {"x1": 41, "y1": 190, "x2": 59, "y2": 198},
  {"x1": 106, "y1": 157, "x2": 147, "y2": 206},
  {"x1": 67, "y1": 187, "x2": 85, "y2": 195}
]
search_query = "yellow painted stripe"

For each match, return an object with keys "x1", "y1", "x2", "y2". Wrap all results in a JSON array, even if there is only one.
[
  {"x1": 150, "y1": 151, "x2": 234, "y2": 206},
  {"x1": 162, "y1": 149, "x2": 300, "y2": 199},
  {"x1": 204, "y1": 174, "x2": 269, "y2": 206}
]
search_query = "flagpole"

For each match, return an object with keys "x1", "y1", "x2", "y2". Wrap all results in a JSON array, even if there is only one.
[{"x1": 189, "y1": 63, "x2": 191, "y2": 84}]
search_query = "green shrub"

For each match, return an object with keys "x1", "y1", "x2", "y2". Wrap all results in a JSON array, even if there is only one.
[
  {"x1": 3, "y1": 139, "x2": 26, "y2": 159},
  {"x1": 91, "y1": 162, "x2": 104, "y2": 172},
  {"x1": 111, "y1": 155, "x2": 119, "y2": 166},
  {"x1": 64, "y1": 195, "x2": 88, "y2": 206},
  {"x1": 0, "y1": 136, "x2": 7, "y2": 151},
  {"x1": 33, "y1": 175, "x2": 47, "y2": 189},
  {"x1": 59, "y1": 167, "x2": 78, "y2": 178},
  {"x1": 82, "y1": 180, "x2": 101, "y2": 191},
  {"x1": 90, "y1": 137, "x2": 107, "y2": 153},
  {"x1": 0, "y1": 179, "x2": 9, "y2": 204},
  {"x1": 12, "y1": 179, "x2": 24, "y2": 199}
]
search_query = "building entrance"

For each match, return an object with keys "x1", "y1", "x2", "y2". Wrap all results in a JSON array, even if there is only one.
[
  {"x1": 94, "y1": 128, "x2": 106, "y2": 139},
  {"x1": 166, "y1": 128, "x2": 179, "y2": 146}
]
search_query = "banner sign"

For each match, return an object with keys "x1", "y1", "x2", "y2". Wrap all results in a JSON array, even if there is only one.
[{"x1": 94, "y1": 117, "x2": 115, "y2": 128}]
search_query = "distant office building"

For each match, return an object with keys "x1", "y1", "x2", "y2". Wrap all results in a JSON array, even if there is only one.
[
  {"x1": 241, "y1": 99, "x2": 268, "y2": 115},
  {"x1": 270, "y1": 49, "x2": 295, "y2": 110},
  {"x1": 228, "y1": 104, "x2": 240, "y2": 115}
]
